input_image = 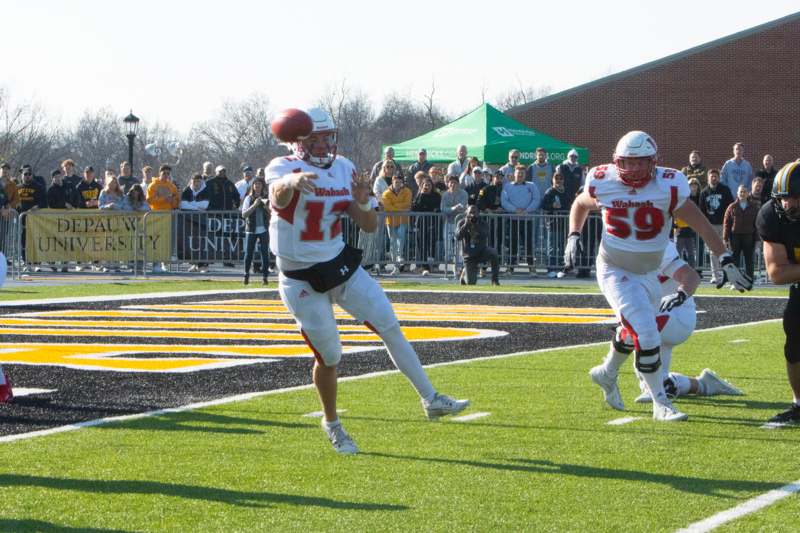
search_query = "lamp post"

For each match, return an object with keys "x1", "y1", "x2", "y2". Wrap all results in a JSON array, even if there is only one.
[{"x1": 123, "y1": 111, "x2": 140, "y2": 170}]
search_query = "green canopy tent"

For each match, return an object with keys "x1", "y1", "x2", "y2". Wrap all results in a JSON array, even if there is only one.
[{"x1": 387, "y1": 103, "x2": 589, "y2": 166}]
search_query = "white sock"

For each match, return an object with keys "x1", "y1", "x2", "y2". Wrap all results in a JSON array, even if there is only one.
[
  {"x1": 602, "y1": 345, "x2": 629, "y2": 376},
  {"x1": 379, "y1": 325, "x2": 436, "y2": 402},
  {"x1": 638, "y1": 348, "x2": 667, "y2": 403},
  {"x1": 322, "y1": 418, "x2": 340, "y2": 429},
  {"x1": 670, "y1": 373, "x2": 693, "y2": 396},
  {"x1": 660, "y1": 345, "x2": 673, "y2": 375}
]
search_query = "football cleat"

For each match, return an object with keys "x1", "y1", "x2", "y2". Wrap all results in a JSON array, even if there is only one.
[
  {"x1": 634, "y1": 391, "x2": 652, "y2": 404},
  {"x1": 423, "y1": 393, "x2": 470, "y2": 420},
  {"x1": 765, "y1": 405, "x2": 800, "y2": 427},
  {"x1": 321, "y1": 420, "x2": 359, "y2": 455},
  {"x1": 652, "y1": 400, "x2": 688, "y2": 422},
  {"x1": 589, "y1": 365, "x2": 625, "y2": 411},
  {"x1": 698, "y1": 369, "x2": 743, "y2": 396},
  {"x1": 0, "y1": 377, "x2": 13, "y2": 404}
]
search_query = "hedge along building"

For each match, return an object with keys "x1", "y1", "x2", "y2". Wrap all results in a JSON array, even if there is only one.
[{"x1": 507, "y1": 11, "x2": 800, "y2": 172}]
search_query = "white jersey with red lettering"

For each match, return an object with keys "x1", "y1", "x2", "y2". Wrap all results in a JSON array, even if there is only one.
[
  {"x1": 656, "y1": 241, "x2": 696, "y2": 346},
  {"x1": 587, "y1": 164, "x2": 689, "y2": 273},
  {"x1": 266, "y1": 155, "x2": 356, "y2": 265}
]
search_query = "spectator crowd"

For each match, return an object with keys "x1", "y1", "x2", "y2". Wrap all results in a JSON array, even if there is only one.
[{"x1": 0, "y1": 140, "x2": 783, "y2": 282}]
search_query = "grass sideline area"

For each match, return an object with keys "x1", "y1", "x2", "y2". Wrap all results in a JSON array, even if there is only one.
[
  {"x1": 0, "y1": 321, "x2": 795, "y2": 531},
  {"x1": 0, "y1": 278, "x2": 789, "y2": 300}
]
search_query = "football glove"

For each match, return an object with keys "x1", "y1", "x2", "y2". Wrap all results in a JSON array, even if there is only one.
[
  {"x1": 716, "y1": 252, "x2": 753, "y2": 292},
  {"x1": 563, "y1": 232, "x2": 582, "y2": 272},
  {"x1": 659, "y1": 289, "x2": 688, "y2": 313}
]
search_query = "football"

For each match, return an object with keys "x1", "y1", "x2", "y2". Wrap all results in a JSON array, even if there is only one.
[{"x1": 271, "y1": 108, "x2": 313, "y2": 142}]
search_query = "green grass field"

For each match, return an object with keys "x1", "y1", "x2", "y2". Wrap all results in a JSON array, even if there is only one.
[{"x1": 1, "y1": 320, "x2": 796, "y2": 532}]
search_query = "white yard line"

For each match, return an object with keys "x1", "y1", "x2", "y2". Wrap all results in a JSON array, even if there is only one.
[
  {"x1": 12, "y1": 388, "x2": 56, "y2": 397},
  {"x1": 729, "y1": 339, "x2": 750, "y2": 344},
  {"x1": 676, "y1": 480, "x2": 800, "y2": 533},
  {"x1": 607, "y1": 416, "x2": 642, "y2": 426},
  {"x1": 451, "y1": 412, "x2": 491, "y2": 422},
  {"x1": 0, "y1": 317, "x2": 778, "y2": 445}
]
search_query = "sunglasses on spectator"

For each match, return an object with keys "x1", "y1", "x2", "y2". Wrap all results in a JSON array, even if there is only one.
[
  {"x1": 510, "y1": 156, "x2": 519, "y2": 159},
  {"x1": 23, "y1": 172, "x2": 32, "y2": 176}
]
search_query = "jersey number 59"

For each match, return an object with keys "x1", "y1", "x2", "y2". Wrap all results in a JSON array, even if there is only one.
[{"x1": 604, "y1": 206, "x2": 664, "y2": 240}]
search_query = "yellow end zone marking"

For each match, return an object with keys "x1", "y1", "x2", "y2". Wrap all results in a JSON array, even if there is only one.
[
  {"x1": 16, "y1": 309, "x2": 612, "y2": 324},
  {"x1": 0, "y1": 325, "x2": 496, "y2": 342},
  {"x1": 121, "y1": 302, "x2": 615, "y2": 317},
  {"x1": 0, "y1": 343, "x2": 378, "y2": 373}
]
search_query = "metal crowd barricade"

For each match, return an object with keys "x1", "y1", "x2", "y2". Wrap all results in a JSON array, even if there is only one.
[
  {"x1": 144, "y1": 209, "x2": 248, "y2": 274},
  {"x1": 16, "y1": 209, "x2": 146, "y2": 276},
  {"x1": 1, "y1": 209, "x2": 20, "y2": 280}
]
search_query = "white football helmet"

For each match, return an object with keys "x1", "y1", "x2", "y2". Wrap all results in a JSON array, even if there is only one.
[
  {"x1": 294, "y1": 107, "x2": 338, "y2": 167},
  {"x1": 613, "y1": 130, "x2": 658, "y2": 189}
]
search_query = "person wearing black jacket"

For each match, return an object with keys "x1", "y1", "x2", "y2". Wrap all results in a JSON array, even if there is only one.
[
  {"x1": 455, "y1": 205, "x2": 499, "y2": 286},
  {"x1": 17, "y1": 169, "x2": 46, "y2": 212},
  {"x1": 76, "y1": 167, "x2": 102, "y2": 209},
  {"x1": 699, "y1": 168, "x2": 734, "y2": 283},
  {"x1": 47, "y1": 170, "x2": 76, "y2": 209},
  {"x1": 206, "y1": 165, "x2": 241, "y2": 267},
  {"x1": 541, "y1": 173, "x2": 570, "y2": 277},
  {"x1": 411, "y1": 177, "x2": 441, "y2": 275},
  {"x1": 206, "y1": 166, "x2": 240, "y2": 211},
  {"x1": 61, "y1": 159, "x2": 83, "y2": 190}
]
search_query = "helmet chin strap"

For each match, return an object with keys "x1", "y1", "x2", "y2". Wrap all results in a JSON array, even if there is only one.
[{"x1": 296, "y1": 133, "x2": 337, "y2": 168}]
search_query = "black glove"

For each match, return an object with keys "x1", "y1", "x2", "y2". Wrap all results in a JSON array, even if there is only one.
[
  {"x1": 563, "y1": 232, "x2": 582, "y2": 271},
  {"x1": 716, "y1": 252, "x2": 753, "y2": 292},
  {"x1": 659, "y1": 289, "x2": 688, "y2": 313}
]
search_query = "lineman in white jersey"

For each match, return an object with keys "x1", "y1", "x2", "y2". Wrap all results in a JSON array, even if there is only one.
[
  {"x1": 266, "y1": 108, "x2": 469, "y2": 455},
  {"x1": 589, "y1": 241, "x2": 742, "y2": 411},
  {"x1": 565, "y1": 131, "x2": 751, "y2": 421}
]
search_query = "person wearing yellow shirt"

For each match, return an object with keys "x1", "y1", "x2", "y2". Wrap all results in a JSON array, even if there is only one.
[
  {"x1": 146, "y1": 165, "x2": 179, "y2": 211},
  {"x1": 381, "y1": 175, "x2": 412, "y2": 275}
]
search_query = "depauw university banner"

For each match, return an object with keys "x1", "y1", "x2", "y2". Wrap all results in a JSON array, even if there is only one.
[{"x1": 25, "y1": 209, "x2": 171, "y2": 262}]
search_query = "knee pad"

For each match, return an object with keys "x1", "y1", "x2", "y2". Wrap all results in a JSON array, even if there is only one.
[
  {"x1": 635, "y1": 346, "x2": 661, "y2": 374},
  {"x1": 613, "y1": 325, "x2": 635, "y2": 354},
  {"x1": 301, "y1": 329, "x2": 342, "y2": 367}
]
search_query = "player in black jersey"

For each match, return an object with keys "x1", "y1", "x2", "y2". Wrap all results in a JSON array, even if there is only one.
[{"x1": 756, "y1": 161, "x2": 800, "y2": 426}]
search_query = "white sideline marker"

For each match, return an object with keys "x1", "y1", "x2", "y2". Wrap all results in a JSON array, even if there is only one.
[
  {"x1": 13, "y1": 388, "x2": 56, "y2": 397},
  {"x1": 303, "y1": 409, "x2": 347, "y2": 418},
  {"x1": 451, "y1": 412, "x2": 490, "y2": 422},
  {"x1": 729, "y1": 339, "x2": 750, "y2": 344},
  {"x1": 607, "y1": 416, "x2": 642, "y2": 426},
  {"x1": 676, "y1": 479, "x2": 800, "y2": 533}
]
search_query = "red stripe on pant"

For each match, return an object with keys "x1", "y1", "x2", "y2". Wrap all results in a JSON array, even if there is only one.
[
  {"x1": 620, "y1": 314, "x2": 641, "y2": 352},
  {"x1": 300, "y1": 329, "x2": 324, "y2": 366}
]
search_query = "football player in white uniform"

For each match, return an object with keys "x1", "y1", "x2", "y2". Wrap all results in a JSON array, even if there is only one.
[
  {"x1": 589, "y1": 241, "x2": 742, "y2": 411},
  {"x1": 267, "y1": 108, "x2": 469, "y2": 455},
  {"x1": 0, "y1": 250, "x2": 11, "y2": 403},
  {"x1": 565, "y1": 131, "x2": 751, "y2": 421}
]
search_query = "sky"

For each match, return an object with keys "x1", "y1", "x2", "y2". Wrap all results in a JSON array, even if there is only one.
[{"x1": 2, "y1": 0, "x2": 798, "y2": 134}]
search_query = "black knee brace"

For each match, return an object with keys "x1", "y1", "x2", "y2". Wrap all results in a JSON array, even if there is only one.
[
  {"x1": 783, "y1": 307, "x2": 800, "y2": 364},
  {"x1": 635, "y1": 346, "x2": 661, "y2": 373}
]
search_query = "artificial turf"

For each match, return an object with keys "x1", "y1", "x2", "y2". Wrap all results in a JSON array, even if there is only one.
[{"x1": 0, "y1": 320, "x2": 795, "y2": 531}]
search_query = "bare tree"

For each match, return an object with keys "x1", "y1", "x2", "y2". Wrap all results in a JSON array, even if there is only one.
[
  {"x1": 0, "y1": 89, "x2": 62, "y2": 175},
  {"x1": 421, "y1": 78, "x2": 448, "y2": 129},
  {"x1": 493, "y1": 81, "x2": 553, "y2": 111},
  {"x1": 189, "y1": 93, "x2": 284, "y2": 176}
]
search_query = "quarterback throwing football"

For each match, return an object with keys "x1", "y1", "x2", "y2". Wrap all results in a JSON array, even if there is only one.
[
  {"x1": 565, "y1": 131, "x2": 752, "y2": 421},
  {"x1": 266, "y1": 108, "x2": 469, "y2": 455}
]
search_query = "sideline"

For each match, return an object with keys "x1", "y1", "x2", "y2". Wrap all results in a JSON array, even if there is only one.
[
  {"x1": 676, "y1": 480, "x2": 800, "y2": 533},
  {"x1": 0, "y1": 317, "x2": 777, "y2": 445}
]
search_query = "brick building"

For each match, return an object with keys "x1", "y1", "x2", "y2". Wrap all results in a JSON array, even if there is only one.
[{"x1": 508, "y1": 12, "x2": 800, "y2": 173}]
